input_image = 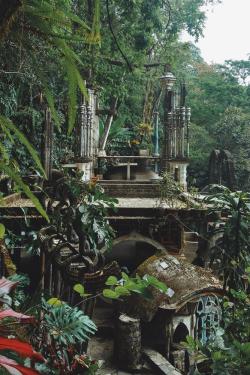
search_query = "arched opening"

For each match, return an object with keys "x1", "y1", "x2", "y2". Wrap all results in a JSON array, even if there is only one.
[
  {"x1": 171, "y1": 323, "x2": 190, "y2": 373},
  {"x1": 105, "y1": 240, "x2": 157, "y2": 272},
  {"x1": 103, "y1": 232, "x2": 166, "y2": 273},
  {"x1": 173, "y1": 323, "x2": 189, "y2": 344}
]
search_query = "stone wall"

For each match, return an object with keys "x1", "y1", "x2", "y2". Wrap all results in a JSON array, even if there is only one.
[{"x1": 99, "y1": 181, "x2": 161, "y2": 198}]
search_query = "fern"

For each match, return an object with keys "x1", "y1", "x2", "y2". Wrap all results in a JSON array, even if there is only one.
[
  {"x1": 21, "y1": 0, "x2": 99, "y2": 133},
  {"x1": 63, "y1": 56, "x2": 89, "y2": 134},
  {"x1": 88, "y1": 0, "x2": 101, "y2": 44},
  {"x1": 0, "y1": 1, "x2": 101, "y2": 133},
  {"x1": 43, "y1": 302, "x2": 97, "y2": 346},
  {"x1": 0, "y1": 1, "x2": 101, "y2": 218}
]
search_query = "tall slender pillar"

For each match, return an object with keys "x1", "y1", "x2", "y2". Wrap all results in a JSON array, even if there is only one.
[
  {"x1": 160, "y1": 73, "x2": 191, "y2": 191},
  {"x1": 162, "y1": 90, "x2": 174, "y2": 171},
  {"x1": 153, "y1": 111, "x2": 159, "y2": 157},
  {"x1": 77, "y1": 89, "x2": 95, "y2": 159},
  {"x1": 186, "y1": 107, "x2": 191, "y2": 158},
  {"x1": 78, "y1": 94, "x2": 87, "y2": 158},
  {"x1": 75, "y1": 88, "x2": 97, "y2": 181}
]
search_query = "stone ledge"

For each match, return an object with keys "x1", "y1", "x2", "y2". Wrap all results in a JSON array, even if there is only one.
[{"x1": 143, "y1": 348, "x2": 182, "y2": 375}]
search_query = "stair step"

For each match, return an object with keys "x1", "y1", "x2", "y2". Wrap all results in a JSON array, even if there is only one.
[{"x1": 99, "y1": 181, "x2": 160, "y2": 198}]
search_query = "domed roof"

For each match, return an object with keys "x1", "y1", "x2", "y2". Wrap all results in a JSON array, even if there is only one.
[{"x1": 125, "y1": 253, "x2": 223, "y2": 322}]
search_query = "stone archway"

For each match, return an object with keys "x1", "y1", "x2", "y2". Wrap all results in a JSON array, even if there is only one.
[
  {"x1": 173, "y1": 322, "x2": 189, "y2": 344},
  {"x1": 102, "y1": 231, "x2": 167, "y2": 272},
  {"x1": 171, "y1": 323, "x2": 190, "y2": 373}
]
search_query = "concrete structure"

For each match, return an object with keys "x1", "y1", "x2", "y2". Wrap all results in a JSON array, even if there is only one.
[
  {"x1": 161, "y1": 75, "x2": 191, "y2": 190},
  {"x1": 73, "y1": 87, "x2": 99, "y2": 181},
  {"x1": 121, "y1": 254, "x2": 223, "y2": 373}
]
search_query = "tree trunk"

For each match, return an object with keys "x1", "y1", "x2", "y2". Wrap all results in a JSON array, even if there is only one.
[{"x1": 99, "y1": 97, "x2": 118, "y2": 151}]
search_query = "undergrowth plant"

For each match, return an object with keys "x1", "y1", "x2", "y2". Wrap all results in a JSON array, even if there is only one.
[
  {"x1": 205, "y1": 188, "x2": 250, "y2": 289},
  {"x1": 185, "y1": 288, "x2": 250, "y2": 375},
  {"x1": 0, "y1": 0, "x2": 101, "y2": 219},
  {"x1": 184, "y1": 187, "x2": 250, "y2": 375}
]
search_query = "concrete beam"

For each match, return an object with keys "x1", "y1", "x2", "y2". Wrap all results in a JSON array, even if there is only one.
[{"x1": 143, "y1": 348, "x2": 182, "y2": 375}]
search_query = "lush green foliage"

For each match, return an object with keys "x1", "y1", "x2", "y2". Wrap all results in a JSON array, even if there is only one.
[
  {"x1": 186, "y1": 58, "x2": 250, "y2": 188},
  {"x1": 186, "y1": 289, "x2": 250, "y2": 375},
  {"x1": 46, "y1": 173, "x2": 117, "y2": 251},
  {"x1": 205, "y1": 188, "x2": 250, "y2": 289},
  {"x1": 184, "y1": 188, "x2": 250, "y2": 375},
  {"x1": 103, "y1": 272, "x2": 170, "y2": 300},
  {"x1": 42, "y1": 300, "x2": 97, "y2": 346},
  {"x1": 78, "y1": 183, "x2": 117, "y2": 251}
]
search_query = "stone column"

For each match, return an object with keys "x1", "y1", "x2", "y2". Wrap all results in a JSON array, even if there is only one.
[
  {"x1": 153, "y1": 111, "x2": 160, "y2": 157},
  {"x1": 77, "y1": 88, "x2": 95, "y2": 159},
  {"x1": 114, "y1": 314, "x2": 141, "y2": 371},
  {"x1": 87, "y1": 88, "x2": 94, "y2": 157},
  {"x1": 186, "y1": 107, "x2": 191, "y2": 158},
  {"x1": 162, "y1": 90, "x2": 173, "y2": 172},
  {"x1": 75, "y1": 88, "x2": 96, "y2": 181},
  {"x1": 78, "y1": 95, "x2": 88, "y2": 158},
  {"x1": 179, "y1": 163, "x2": 188, "y2": 191},
  {"x1": 180, "y1": 107, "x2": 186, "y2": 158}
]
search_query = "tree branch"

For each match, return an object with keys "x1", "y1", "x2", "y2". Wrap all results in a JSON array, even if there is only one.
[{"x1": 102, "y1": 57, "x2": 167, "y2": 69}]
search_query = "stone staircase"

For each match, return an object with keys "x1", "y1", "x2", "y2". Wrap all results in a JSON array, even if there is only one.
[{"x1": 99, "y1": 180, "x2": 161, "y2": 198}]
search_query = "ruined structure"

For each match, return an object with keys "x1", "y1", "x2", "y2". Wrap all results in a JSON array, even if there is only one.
[
  {"x1": 208, "y1": 149, "x2": 236, "y2": 190},
  {"x1": 0, "y1": 71, "x2": 223, "y2": 375},
  {"x1": 72, "y1": 86, "x2": 99, "y2": 181},
  {"x1": 161, "y1": 76, "x2": 191, "y2": 191},
  {"x1": 118, "y1": 254, "x2": 222, "y2": 373}
]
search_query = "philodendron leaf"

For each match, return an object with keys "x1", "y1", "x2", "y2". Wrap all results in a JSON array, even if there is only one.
[
  {"x1": 0, "y1": 224, "x2": 5, "y2": 239},
  {"x1": 103, "y1": 289, "x2": 119, "y2": 299},
  {"x1": 47, "y1": 298, "x2": 62, "y2": 306},
  {"x1": 143, "y1": 274, "x2": 168, "y2": 293},
  {"x1": 73, "y1": 283, "x2": 85, "y2": 295},
  {"x1": 105, "y1": 276, "x2": 118, "y2": 286},
  {"x1": 121, "y1": 272, "x2": 129, "y2": 281},
  {"x1": 73, "y1": 283, "x2": 91, "y2": 297},
  {"x1": 114, "y1": 286, "x2": 130, "y2": 296}
]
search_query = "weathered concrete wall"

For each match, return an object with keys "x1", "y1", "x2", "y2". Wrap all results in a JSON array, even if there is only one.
[{"x1": 100, "y1": 181, "x2": 161, "y2": 198}]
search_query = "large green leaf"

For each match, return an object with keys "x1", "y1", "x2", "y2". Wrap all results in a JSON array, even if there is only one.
[
  {"x1": 44, "y1": 302, "x2": 97, "y2": 345},
  {"x1": 105, "y1": 276, "x2": 118, "y2": 286},
  {"x1": 23, "y1": 0, "x2": 90, "y2": 33},
  {"x1": 43, "y1": 86, "x2": 62, "y2": 129}
]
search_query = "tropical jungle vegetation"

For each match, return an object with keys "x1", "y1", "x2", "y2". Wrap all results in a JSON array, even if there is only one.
[{"x1": 0, "y1": 0, "x2": 249, "y2": 374}]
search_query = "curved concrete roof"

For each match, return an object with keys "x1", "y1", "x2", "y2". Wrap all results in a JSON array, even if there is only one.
[{"x1": 125, "y1": 253, "x2": 223, "y2": 322}]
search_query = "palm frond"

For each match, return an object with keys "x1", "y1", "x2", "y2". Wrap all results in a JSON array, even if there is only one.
[
  {"x1": 0, "y1": 162, "x2": 49, "y2": 221},
  {"x1": 0, "y1": 115, "x2": 45, "y2": 176},
  {"x1": 44, "y1": 302, "x2": 97, "y2": 345},
  {"x1": 88, "y1": 0, "x2": 101, "y2": 44},
  {"x1": 23, "y1": 0, "x2": 90, "y2": 32}
]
